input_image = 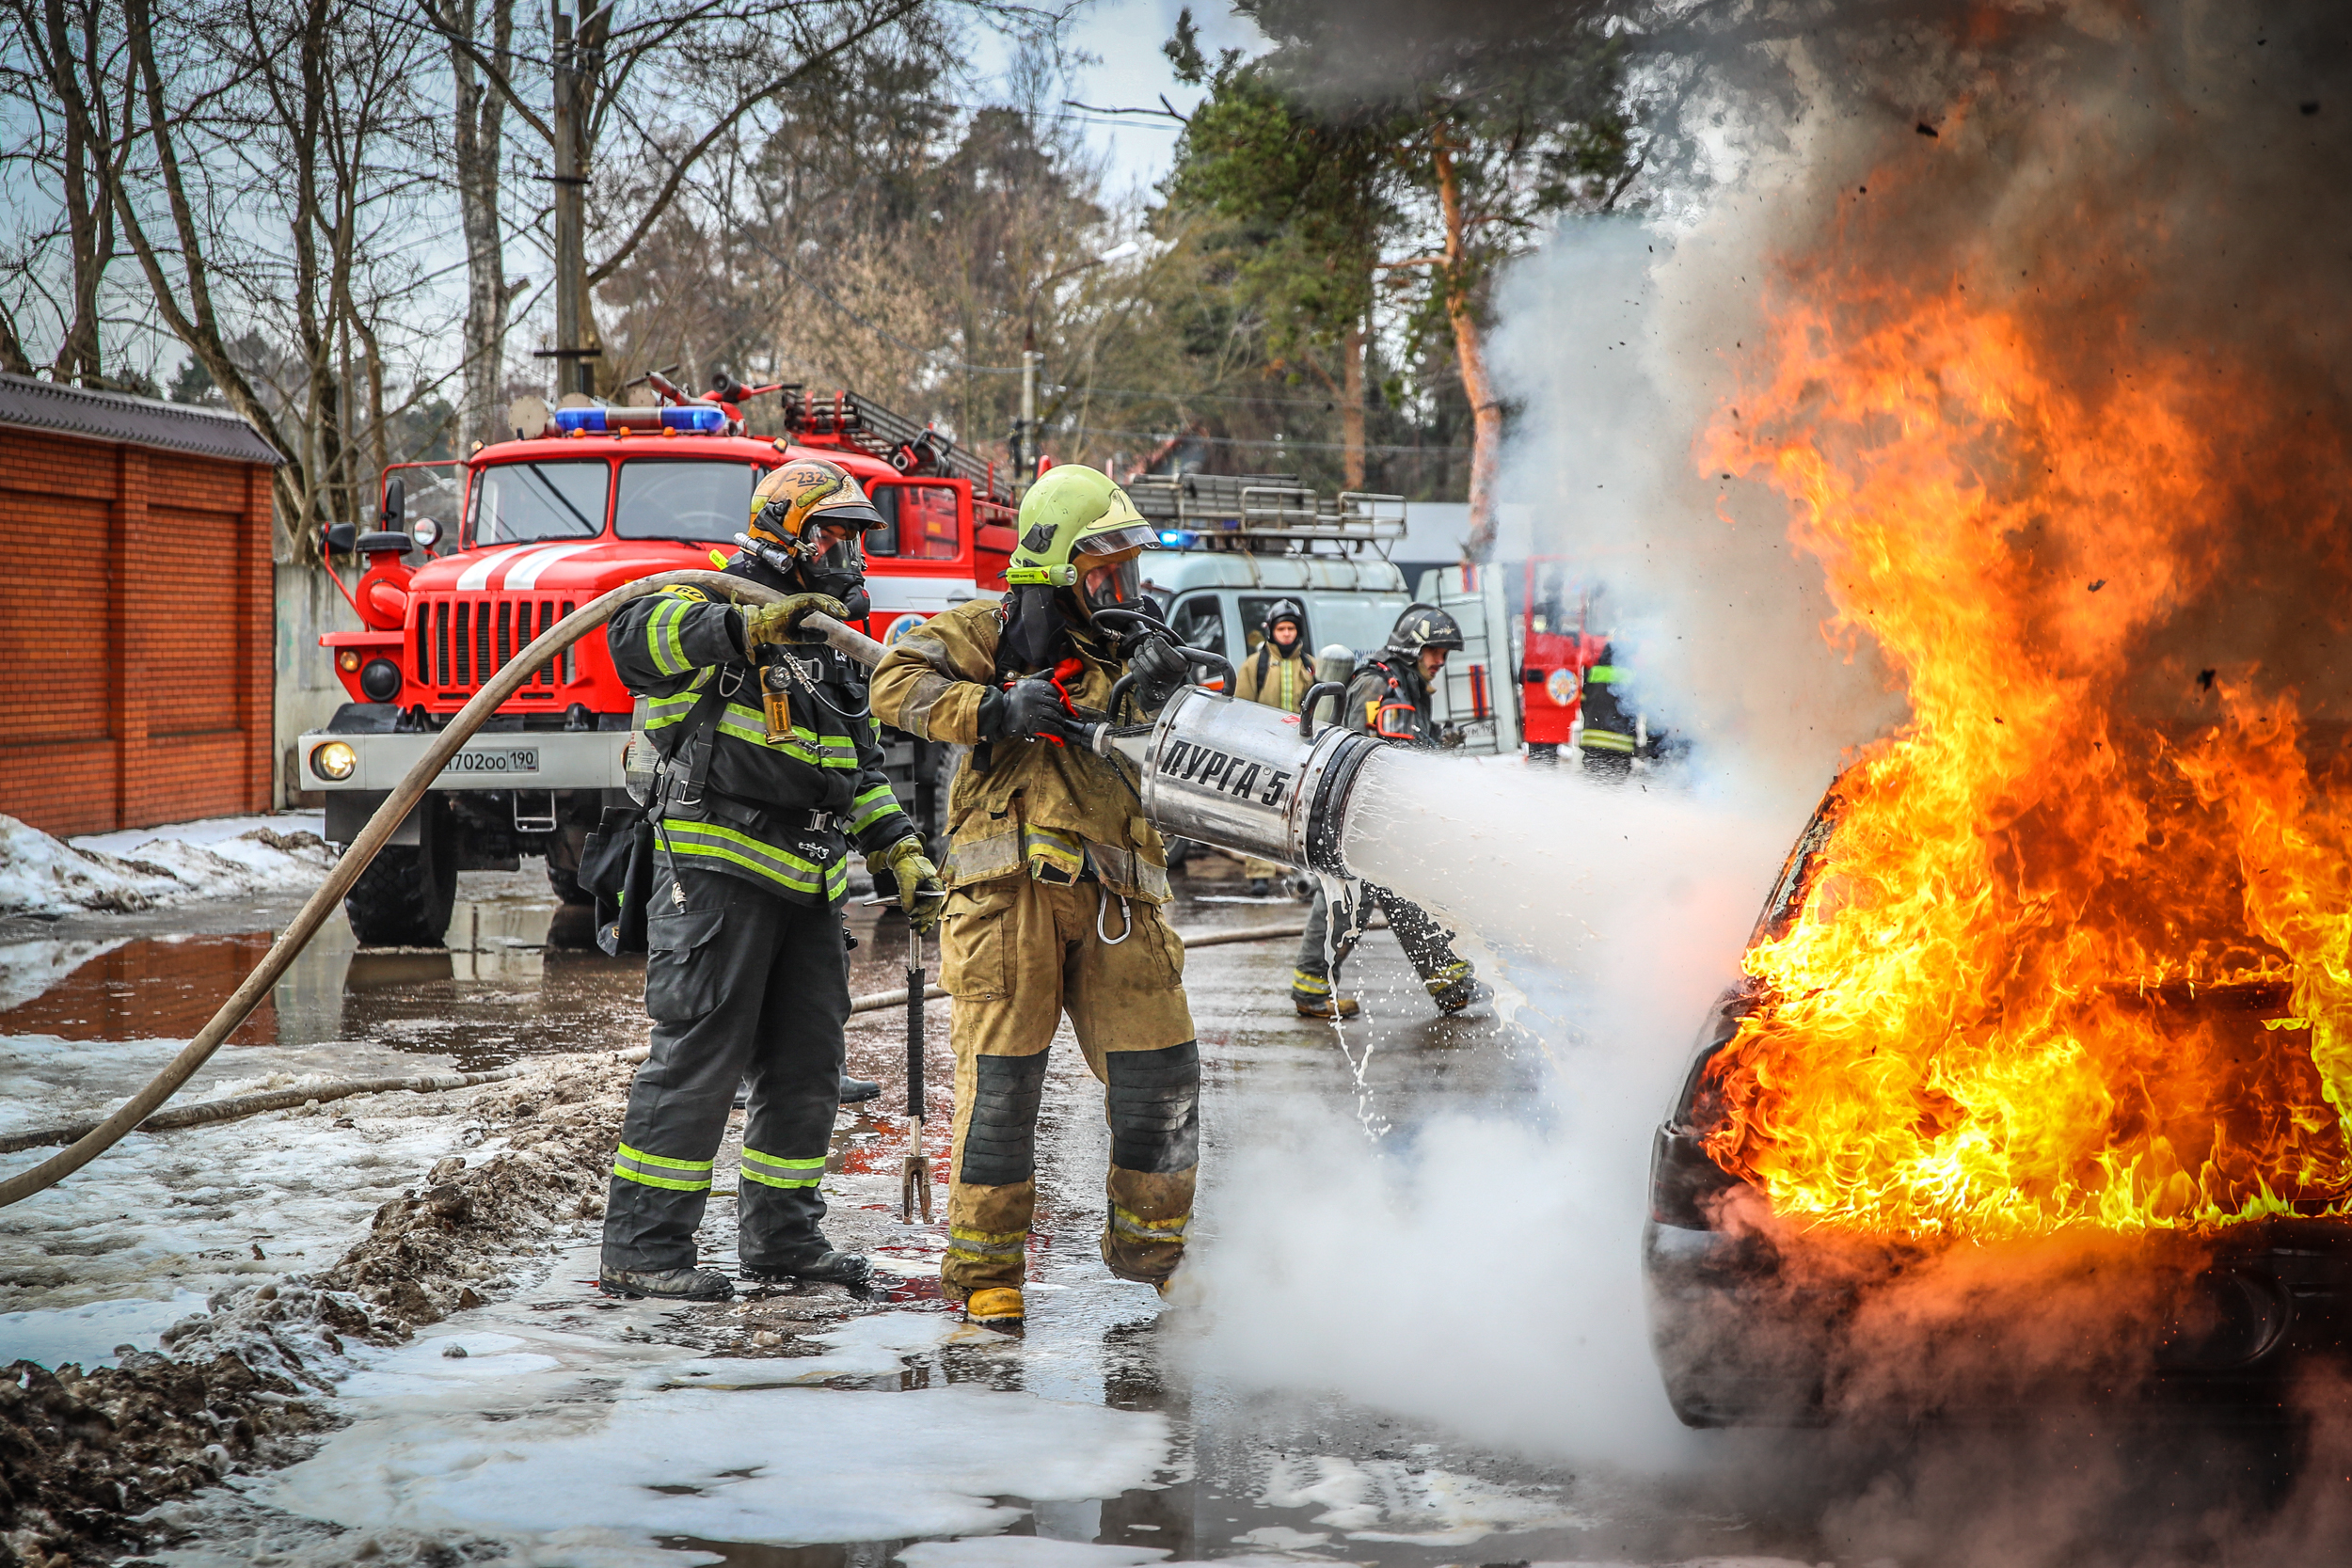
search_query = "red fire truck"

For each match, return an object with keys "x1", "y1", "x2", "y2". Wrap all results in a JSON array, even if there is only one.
[
  {"x1": 1516, "y1": 558, "x2": 1610, "y2": 763},
  {"x1": 298, "y1": 377, "x2": 1015, "y2": 944}
]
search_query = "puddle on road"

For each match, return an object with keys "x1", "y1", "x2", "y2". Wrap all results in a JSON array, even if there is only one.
[{"x1": 0, "y1": 883, "x2": 645, "y2": 1069}]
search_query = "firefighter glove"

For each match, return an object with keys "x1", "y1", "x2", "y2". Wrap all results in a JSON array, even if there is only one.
[
  {"x1": 989, "y1": 677, "x2": 1080, "y2": 744},
  {"x1": 739, "y1": 594, "x2": 847, "y2": 650},
  {"x1": 882, "y1": 835, "x2": 948, "y2": 931},
  {"x1": 1127, "y1": 633, "x2": 1190, "y2": 710}
]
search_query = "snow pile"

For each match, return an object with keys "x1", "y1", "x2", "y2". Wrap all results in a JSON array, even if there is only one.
[
  {"x1": 0, "y1": 1029, "x2": 491, "y2": 1313},
  {"x1": 0, "y1": 811, "x2": 331, "y2": 917}
]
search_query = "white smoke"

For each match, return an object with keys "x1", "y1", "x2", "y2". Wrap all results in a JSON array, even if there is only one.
[{"x1": 1185, "y1": 753, "x2": 1789, "y2": 1469}]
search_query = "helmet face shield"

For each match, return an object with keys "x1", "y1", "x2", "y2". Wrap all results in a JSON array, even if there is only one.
[
  {"x1": 1077, "y1": 552, "x2": 1143, "y2": 616},
  {"x1": 807, "y1": 525, "x2": 864, "y2": 574},
  {"x1": 1073, "y1": 519, "x2": 1158, "y2": 560}
]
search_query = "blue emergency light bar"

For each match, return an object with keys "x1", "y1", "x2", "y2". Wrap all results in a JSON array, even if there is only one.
[{"x1": 552, "y1": 404, "x2": 727, "y2": 435}]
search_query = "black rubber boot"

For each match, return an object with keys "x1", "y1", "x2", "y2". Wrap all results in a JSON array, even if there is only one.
[
  {"x1": 838, "y1": 1077, "x2": 882, "y2": 1104},
  {"x1": 599, "y1": 1265, "x2": 736, "y2": 1302},
  {"x1": 741, "y1": 1249, "x2": 873, "y2": 1288}
]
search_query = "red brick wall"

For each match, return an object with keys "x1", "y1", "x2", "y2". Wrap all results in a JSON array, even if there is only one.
[{"x1": 0, "y1": 425, "x2": 274, "y2": 837}]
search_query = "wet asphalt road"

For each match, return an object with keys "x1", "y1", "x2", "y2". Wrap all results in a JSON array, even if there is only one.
[{"x1": 4, "y1": 860, "x2": 2346, "y2": 1567}]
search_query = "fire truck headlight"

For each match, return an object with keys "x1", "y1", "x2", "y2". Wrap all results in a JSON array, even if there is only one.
[
  {"x1": 358, "y1": 657, "x2": 402, "y2": 703},
  {"x1": 1545, "y1": 668, "x2": 1578, "y2": 707},
  {"x1": 412, "y1": 518, "x2": 440, "y2": 549},
  {"x1": 310, "y1": 741, "x2": 358, "y2": 782},
  {"x1": 337, "y1": 648, "x2": 363, "y2": 673}
]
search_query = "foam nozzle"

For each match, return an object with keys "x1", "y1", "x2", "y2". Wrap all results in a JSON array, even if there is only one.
[{"x1": 1119, "y1": 687, "x2": 1383, "y2": 875}]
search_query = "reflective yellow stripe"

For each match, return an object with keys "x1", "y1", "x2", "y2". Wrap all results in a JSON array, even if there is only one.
[
  {"x1": 740, "y1": 1148, "x2": 826, "y2": 1189},
  {"x1": 1022, "y1": 825, "x2": 1084, "y2": 880},
  {"x1": 646, "y1": 596, "x2": 691, "y2": 677},
  {"x1": 714, "y1": 704, "x2": 859, "y2": 767},
  {"x1": 1290, "y1": 968, "x2": 1330, "y2": 995},
  {"x1": 1109, "y1": 1204, "x2": 1187, "y2": 1242},
  {"x1": 946, "y1": 1227, "x2": 1027, "y2": 1259},
  {"x1": 1580, "y1": 729, "x2": 1636, "y2": 752},
  {"x1": 850, "y1": 784, "x2": 898, "y2": 832},
  {"x1": 620, "y1": 1143, "x2": 712, "y2": 1171},
  {"x1": 662, "y1": 819, "x2": 845, "y2": 898},
  {"x1": 613, "y1": 1142, "x2": 714, "y2": 1192},
  {"x1": 614, "y1": 1164, "x2": 708, "y2": 1192},
  {"x1": 644, "y1": 685, "x2": 706, "y2": 731}
]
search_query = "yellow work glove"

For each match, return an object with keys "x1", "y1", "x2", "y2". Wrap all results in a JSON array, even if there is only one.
[
  {"x1": 740, "y1": 593, "x2": 847, "y2": 650},
  {"x1": 882, "y1": 835, "x2": 948, "y2": 932}
]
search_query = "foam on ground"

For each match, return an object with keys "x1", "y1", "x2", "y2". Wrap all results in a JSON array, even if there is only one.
[
  {"x1": 266, "y1": 1362, "x2": 1171, "y2": 1559},
  {"x1": 0, "y1": 1287, "x2": 210, "y2": 1370},
  {"x1": 1259, "y1": 1452, "x2": 1588, "y2": 1546}
]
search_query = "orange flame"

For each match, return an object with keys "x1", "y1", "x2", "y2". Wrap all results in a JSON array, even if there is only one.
[{"x1": 1700, "y1": 256, "x2": 2352, "y2": 1238}]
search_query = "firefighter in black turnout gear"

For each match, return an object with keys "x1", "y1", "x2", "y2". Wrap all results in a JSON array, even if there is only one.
[
  {"x1": 1290, "y1": 605, "x2": 1483, "y2": 1021},
  {"x1": 598, "y1": 458, "x2": 948, "y2": 1302},
  {"x1": 1575, "y1": 641, "x2": 1640, "y2": 780}
]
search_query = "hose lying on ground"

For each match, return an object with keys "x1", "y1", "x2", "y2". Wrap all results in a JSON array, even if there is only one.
[
  {"x1": 0, "y1": 570, "x2": 840, "y2": 1211},
  {"x1": 1, "y1": 921, "x2": 1328, "y2": 1150},
  {"x1": 0, "y1": 1068, "x2": 532, "y2": 1156}
]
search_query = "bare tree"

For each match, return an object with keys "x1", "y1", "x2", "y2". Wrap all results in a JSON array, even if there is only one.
[
  {"x1": 423, "y1": 0, "x2": 519, "y2": 449},
  {"x1": 1, "y1": 0, "x2": 455, "y2": 552}
]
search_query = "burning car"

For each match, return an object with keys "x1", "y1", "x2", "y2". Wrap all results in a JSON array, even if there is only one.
[
  {"x1": 1645, "y1": 769, "x2": 2352, "y2": 1427},
  {"x1": 1638, "y1": 218, "x2": 2352, "y2": 1426}
]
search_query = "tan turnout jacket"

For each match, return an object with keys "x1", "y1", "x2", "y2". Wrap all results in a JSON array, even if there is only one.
[
  {"x1": 869, "y1": 600, "x2": 1169, "y2": 902},
  {"x1": 1233, "y1": 640, "x2": 1312, "y2": 714}
]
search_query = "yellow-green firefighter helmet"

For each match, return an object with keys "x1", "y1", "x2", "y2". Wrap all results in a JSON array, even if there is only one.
[{"x1": 1006, "y1": 465, "x2": 1155, "y2": 588}]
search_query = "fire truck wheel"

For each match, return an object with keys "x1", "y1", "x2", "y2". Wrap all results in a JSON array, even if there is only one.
[
  {"x1": 343, "y1": 795, "x2": 460, "y2": 947},
  {"x1": 545, "y1": 822, "x2": 594, "y2": 907}
]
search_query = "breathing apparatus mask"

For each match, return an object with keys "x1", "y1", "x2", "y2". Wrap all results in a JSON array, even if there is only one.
[{"x1": 1001, "y1": 530, "x2": 1158, "y2": 673}]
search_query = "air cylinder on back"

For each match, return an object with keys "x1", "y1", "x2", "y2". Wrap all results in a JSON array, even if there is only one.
[{"x1": 1112, "y1": 686, "x2": 1384, "y2": 876}]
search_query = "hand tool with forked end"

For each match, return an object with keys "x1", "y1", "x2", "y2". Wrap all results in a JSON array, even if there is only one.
[{"x1": 901, "y1": 924, "x2": 932, "y2": 1223}]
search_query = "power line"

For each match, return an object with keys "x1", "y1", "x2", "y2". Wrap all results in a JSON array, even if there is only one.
[{"x1": 1057, "y1": 425, "x2": 1470, "y2": 456}]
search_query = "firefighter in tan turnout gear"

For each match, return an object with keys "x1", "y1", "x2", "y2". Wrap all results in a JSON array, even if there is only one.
[
  {"x1": 1232, "y1": 597, "x2": 1311, "y2": 895},
  {"x1": 597, "y1": 458, "x2": 948, "y2": 1303},
  {"x1": 869, "y1": 464, "x2": 1200, "y2": 1332}
]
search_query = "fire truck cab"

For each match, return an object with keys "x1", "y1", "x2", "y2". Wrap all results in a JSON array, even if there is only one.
[{"x1": 300, "y1": 382, "x2": 1013, "y2": 945}]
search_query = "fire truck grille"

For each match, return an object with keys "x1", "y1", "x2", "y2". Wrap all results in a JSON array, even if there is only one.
[{"x1": 413, "y1": 595, "x2": 576, "y2": 700}]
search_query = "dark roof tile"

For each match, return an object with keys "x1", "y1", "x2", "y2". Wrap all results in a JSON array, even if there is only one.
[{"x1": 0, "y1": 372, "x2": 283, "y2": 465}]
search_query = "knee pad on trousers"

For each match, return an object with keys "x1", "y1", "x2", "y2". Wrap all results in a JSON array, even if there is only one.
[
  {"x1": 960, "y1": 1052, "x2": 1049, "y2": 1186},
  {"x1": 1104, "y1": 1041, "x2": 1200, "y2": 1175}
]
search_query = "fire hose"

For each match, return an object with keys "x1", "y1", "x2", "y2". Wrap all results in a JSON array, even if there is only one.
[{"x1": 0, "y1": 578, "x2": 1393, "y2": 1211}]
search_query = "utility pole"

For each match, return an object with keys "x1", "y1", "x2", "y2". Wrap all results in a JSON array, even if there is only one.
[
  {"x1": 545, "y1": 2, "x2": 600, "y2": 400},
  {"x1": 1014, "y1": 324, "x2": 1041, "y2": 495}
]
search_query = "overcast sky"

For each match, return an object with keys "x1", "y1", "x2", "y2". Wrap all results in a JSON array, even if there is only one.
[{"x1": 977, "y1": 0, "x2": 1268, "y2": 200}]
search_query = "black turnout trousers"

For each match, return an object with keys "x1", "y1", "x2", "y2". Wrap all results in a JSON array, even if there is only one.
[{"x1": 600, "y1": 856, "x2": 851, "y2": 1275}]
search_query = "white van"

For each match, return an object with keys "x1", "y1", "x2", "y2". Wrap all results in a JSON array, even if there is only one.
[{"x1": 1139, "y1": 549, "x2": 1411, "y2": 683}]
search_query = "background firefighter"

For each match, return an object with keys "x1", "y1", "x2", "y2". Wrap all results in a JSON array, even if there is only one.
[
  {"x1": 868, "y1": 464, "x2": 1199, "y2": 1334},
  {"x1": 1231, "y1": 596, "x2": 1312, "y2": 895},
  {"x1": 597, "y1": 458, "x2": 946, "y2": 1303},
  {"x1": 1575, "y1": 640, "x2": 1642, "y2": 781},
  {"x1": 1290, "y1": 605, "x2": 1483, "y2": 1021}
]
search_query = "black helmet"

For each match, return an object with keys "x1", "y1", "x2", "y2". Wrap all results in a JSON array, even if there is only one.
[
  {"x1": 1262, "y1": 597, "x2": 1306, "y2": 636},
  {"x1": 1388, "y1": 603, "x2": 1464, "y2": 655}
]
